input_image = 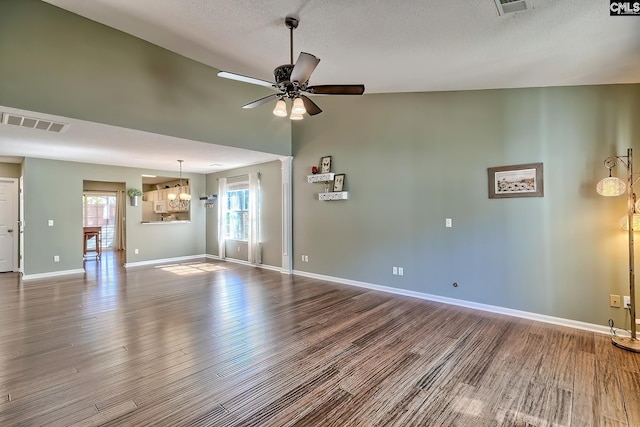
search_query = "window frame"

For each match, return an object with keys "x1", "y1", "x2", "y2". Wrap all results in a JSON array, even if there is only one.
[{"x1": 224, "y1": 182, "x2": 250, "y2": 241}]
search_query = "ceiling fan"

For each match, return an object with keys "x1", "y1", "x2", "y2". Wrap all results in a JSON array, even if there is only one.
[{"x1": 217, "y1": 16, "x2": 365, "y2": 120}]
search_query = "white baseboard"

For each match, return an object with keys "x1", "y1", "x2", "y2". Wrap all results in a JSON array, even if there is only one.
[
  {"x1": 293, "y1": 270, "x2": 617, "y2": 337},
  {"x1": 204, "y1": 254, "x2": 283, "y2": 273},
  {"x1": 22, "y1": 268, "x2": 85, "y2": 281}
]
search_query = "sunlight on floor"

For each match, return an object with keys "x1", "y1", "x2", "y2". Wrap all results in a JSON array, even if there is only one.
[
  {"x1": 452, "y1": 396, "x2": 484, "y2": 417},
  {"x1": 157, "y1": 262, "x2": 228, "y2": 275}
]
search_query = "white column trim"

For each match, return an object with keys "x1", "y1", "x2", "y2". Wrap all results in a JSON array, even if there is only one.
[{"x1": 280, "y1": 157, "x2": 293, "y2": 274}]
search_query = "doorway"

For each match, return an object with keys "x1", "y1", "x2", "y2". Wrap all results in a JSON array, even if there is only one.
[{"x1": 82, "y1": 182, "x2": 126, "y2": 270}]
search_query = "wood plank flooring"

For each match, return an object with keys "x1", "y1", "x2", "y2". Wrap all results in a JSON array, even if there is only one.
[{"x1": 1, "y1": 252, "x2": 639, "y2": 426}]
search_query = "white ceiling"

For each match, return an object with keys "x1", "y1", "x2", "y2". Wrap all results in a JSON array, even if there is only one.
[
  {"x1": 1, "y1": 0, "x2": 638, "y2": 174},
  {"x1": 0, "y1": 106, "x2": 282, "y2": 174}
]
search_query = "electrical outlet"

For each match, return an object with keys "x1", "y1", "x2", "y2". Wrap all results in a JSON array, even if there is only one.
[
  {"x1": 304, "y1": 255, "x2": 308, "y2": 262},
  {"x1": 392, "y1": 266, "x2": 398, "y2": 275},
  {"x1": 302, "y1": 255, "x2": 305, "y2": 261},
  {"x1": 610, "y1": 294, "x2": 621, "y2": 308},
  {"x1": 53, "y1": 255, "x2": 60, "y2": 262},
  {"x1": 398, "y1": 267, "x2": 404, "y2": 276},
  {"x1": 445, "y1": 218, "x2": 452, "y2": 228},
  {"x1": 48, "y1": 220, "x2": 54, "y2": 226},
  {"x1": 624, "y1": 296, "x2": 631, "y2": 308},
  {"x1": 134, "y1": 249, "x2": 139, "y2": 254}
]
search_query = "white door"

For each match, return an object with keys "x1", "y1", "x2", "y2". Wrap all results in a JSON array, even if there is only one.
[{"x1": 0, "y1": 178, "x2": 18, "y2": 272}]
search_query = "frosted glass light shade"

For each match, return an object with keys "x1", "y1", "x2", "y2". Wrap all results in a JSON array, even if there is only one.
[
  {"x1": 167, "y1": 193, "x2": 177, "y2": 201},
  {"x1": 179, "y1": 192, "x2": 191, "y2": 201},
  {"x1": 597, "y1": 177, "x2": 626, "y2": 196},
  {"x1": 620, "y1": 214, "x2": 640, "y2": 231},
  {"x1": 292, "y1": 97, "x2": 306, "y2": 115},
  {"x1": 290, "y1": 113, "x2": 304, "y2": 121},
  {"x1": 272, "y1": 99, "x2": 287, "y2": 117}
]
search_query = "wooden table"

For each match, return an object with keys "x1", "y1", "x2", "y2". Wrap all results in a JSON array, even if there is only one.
[{"x1": 83, "y1": 226, "x2": 101, "y2": 259}]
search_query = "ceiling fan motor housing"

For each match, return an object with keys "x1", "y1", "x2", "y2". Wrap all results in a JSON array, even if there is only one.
[
  {"x1": 274, "y1": 64, "x2": 294, "y2": 84},
  {"x1": 274, "y1": 64, "x2": 307, "y2": 97}
]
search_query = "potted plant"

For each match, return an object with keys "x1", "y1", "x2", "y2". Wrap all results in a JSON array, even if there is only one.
[{"x1": 127, "y1": 188, "x2": 143, "y2": 206}]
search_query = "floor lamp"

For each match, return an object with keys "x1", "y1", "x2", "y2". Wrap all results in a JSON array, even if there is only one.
[{"x1": 597, "y1": 148, "x2": 640, "y2": 352}]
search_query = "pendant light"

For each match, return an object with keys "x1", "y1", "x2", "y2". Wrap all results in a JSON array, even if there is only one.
[{"x1": 177, "y1": 160, "x2": 191, "y2": 202}]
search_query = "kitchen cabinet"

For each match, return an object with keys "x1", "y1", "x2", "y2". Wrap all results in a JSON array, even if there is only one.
[
  {"x1": 144, "y1": 191, "x2": 156, "y2": 202},
  {"x1": 144, "y1": 186, "x2": 190, "y2": 212}
]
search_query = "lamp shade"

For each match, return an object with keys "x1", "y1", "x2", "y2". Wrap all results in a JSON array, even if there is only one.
[
  {"x1": 290, "y1": 113, "x2": 304, "y2": 121},
  {"x1": 292, "y1": 97, "x2": 306, "y2": 115},
  {"x1": 620, "y1": 213, "x2": 640, "y2": 231},
  {"x1": 597, "y1": 177, "x2": 626, "y2": 196},
  {"x1": 167, "y1": 193, "x2": 177, "y2": 201},
  {"x1": 179, "y1": 192, "x2": 191, "y2": 201},
  {"x1": 273, "y1": 99, "x2": 287, "y2": 117}
]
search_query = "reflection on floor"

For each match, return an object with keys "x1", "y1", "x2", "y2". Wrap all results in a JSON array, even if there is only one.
[{"x1": 83, "y1": 249, "x2": 126, "y2": 280}]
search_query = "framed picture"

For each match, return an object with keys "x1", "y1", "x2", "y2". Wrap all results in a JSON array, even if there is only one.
[
  {"x1": 333, "y1": 174, "x2": 345, "y2": 192},
  {"x1": 320, "y1": 156, "x2": 332, "y2": 173},
  {"x1": 488, "y1": 163, "x2": 543, "y2": 199}
]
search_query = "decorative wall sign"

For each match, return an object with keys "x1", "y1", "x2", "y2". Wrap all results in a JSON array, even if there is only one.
[
  {"x1": 488, "y1": 163, "x2": 543, "y2": 198},
  {"x1": 320, "y1": 156, "x2": 332, "y2": 173},
  {"x1": 333, "y1": 174, "x2": 345, "y2": 192}
]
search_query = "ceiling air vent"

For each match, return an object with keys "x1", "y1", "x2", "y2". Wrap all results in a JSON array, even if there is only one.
[
  {"x1": 494, "y1": 0, "x2": 528, "y2": 15},
  {"x1": 1, "y1": 112, "x2": 69, "y2": 133}
]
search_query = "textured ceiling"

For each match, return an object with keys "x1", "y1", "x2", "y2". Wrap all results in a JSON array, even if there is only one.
[
  {"x1": 43, "y1": 0, "x2": 640, "y2": 93},
  {"x1": 2, "y1": 0, "x2": 639, "y2": 173}
]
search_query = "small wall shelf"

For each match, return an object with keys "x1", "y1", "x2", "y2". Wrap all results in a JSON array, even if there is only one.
[
  {"x1": 307, "y1": 173, "x2": 334, "y2": 183},
  {"x1": 318, "y1": 191, "x2": 348, "y2": 201}
]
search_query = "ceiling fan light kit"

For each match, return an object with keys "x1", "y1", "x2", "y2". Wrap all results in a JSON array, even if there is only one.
[
  {"x1": 218, "y1": 15, "x2": 365, "y2": 120},
  {"x1": 272, "y1": 99, "x2": 288, "y2": 117}
]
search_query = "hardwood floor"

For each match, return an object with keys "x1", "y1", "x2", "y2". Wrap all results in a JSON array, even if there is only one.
[{"x1": 1, "y1": 255, "x2": 639, "y2": 426}]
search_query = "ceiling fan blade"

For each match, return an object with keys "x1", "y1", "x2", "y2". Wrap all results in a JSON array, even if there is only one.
[
  {"x1": 307, "y1": 84, "x2": 365, "y2": 95},
  {"x1": 300, "y1": 95, "x2": 322, "y2": 116},
  {"x1": 218, "y1": 71, "x2": 275, "y2": 89},
  {"x1": 290, "y1": 52, "x2": 320, "y2": 84},
  {"x1": 242, "y1": 94, "x2": 279, "y2": 109}
]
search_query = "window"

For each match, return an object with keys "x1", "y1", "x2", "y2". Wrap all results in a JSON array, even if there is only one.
[{"x1": 225, "y1": 184, "x2": 249, "y2": 240}]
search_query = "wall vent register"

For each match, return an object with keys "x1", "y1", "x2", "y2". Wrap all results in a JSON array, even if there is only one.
[{"x1": 1, "y1": 112, "x2": 69, "y2": 133}]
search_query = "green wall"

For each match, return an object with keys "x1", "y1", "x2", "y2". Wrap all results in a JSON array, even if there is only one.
[
  {"x1": 23, "y1": 157, "x2": 206, "y2": 275},
  {"x1": 0, "y1": 0, "x2": 290, "y2": 156},
  {"x1": 292, "y1": 84, "x2": 640, "y2": 327},
  {"x1": 206, "y1": 160, "x2": 283, "y2": 269},
  {"x1": 5, "y1": 0, "x2": 639, "y2": 329}
]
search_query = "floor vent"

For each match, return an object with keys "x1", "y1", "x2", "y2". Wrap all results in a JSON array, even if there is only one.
[
  {"x1": 494, "y1": 0, "x2": 528, "y2": 15},
  {"x1": 1, "y1": 112, "x2": 69, "y2": 133}
]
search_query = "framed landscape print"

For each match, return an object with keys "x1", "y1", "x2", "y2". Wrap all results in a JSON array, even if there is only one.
[{"x1": 488, "y1": 163, "x2": 544, "y2": 199}]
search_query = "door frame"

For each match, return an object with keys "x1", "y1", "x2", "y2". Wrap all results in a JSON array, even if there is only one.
[
  {"x1": 18, "y1": 176, "x2": 24, "y2": 273},
  {"x1": 0, "y1": 177, "x2": 19, "y2": 272}
]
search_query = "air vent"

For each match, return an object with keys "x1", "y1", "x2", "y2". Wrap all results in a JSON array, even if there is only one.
[
  {"x1": 1, "y1": 112, "x2": 69, "y2": 133},
  {"x1": 495, "y1": 0, "x2": 528, "y2": 15}
]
